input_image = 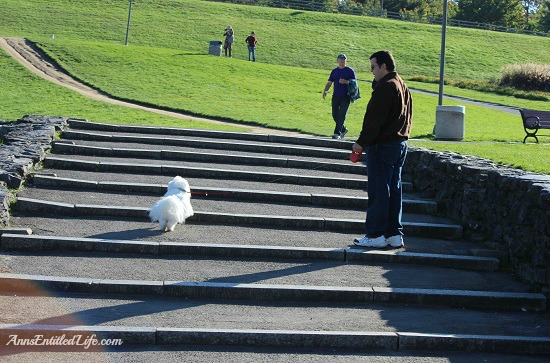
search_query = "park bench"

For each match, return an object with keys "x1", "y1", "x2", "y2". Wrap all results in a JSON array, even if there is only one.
[{"x1": 519, "y1": 108, "x2": 550, "y2": 143}]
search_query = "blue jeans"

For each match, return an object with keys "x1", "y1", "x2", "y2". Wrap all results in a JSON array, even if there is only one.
[
  {"x1": 248, "y1": 46, "x2": 256, "y2": 61},
  {"x1": 331, "y1": 95, "x2": 350, "y2": 135},
  {"x1": 364, "y1": 141, "x2": 408, "y2": 238}
]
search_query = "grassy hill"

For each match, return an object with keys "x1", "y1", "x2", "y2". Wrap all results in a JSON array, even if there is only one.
[
  {"x1": 1, "y1": 0, "x2": 548, "y2": 173},
  {"x1": 3, "y1": 0, "x2": 549, "y2": 80}
]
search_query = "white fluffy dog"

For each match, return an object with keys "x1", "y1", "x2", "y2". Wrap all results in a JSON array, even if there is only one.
[{"x1": 149, "y1": 176, "x2": 194, "y2": 232}]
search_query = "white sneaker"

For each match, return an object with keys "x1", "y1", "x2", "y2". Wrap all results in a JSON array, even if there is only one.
[
  {"x1": 386, "y1": 235, "x2": 404, "y2": 248},
  {"x1": 332, "y1": 134, "x2": 341, "y2": 139},
  {"x1": 353, "y1": 235, "x2": 387, "y2": 248}
]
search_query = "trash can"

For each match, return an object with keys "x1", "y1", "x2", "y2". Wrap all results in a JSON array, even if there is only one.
[
  {"x1": 435, "y1": 105, "x2": 465, "y2": 141},
  {"x1": 209, "y1": 40, "x2": 222, "y2": 56}
]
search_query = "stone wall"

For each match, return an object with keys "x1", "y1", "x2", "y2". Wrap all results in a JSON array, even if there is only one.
[
  {"x1": 0, "y1": 115, "x2": 68, "y2": 226},
  {"x1": 404, "y1": 146, "x2": 550, "y2": 291}
]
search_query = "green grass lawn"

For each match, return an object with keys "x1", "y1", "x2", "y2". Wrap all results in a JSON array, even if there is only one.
[
  {"x1": 1, "y1": 0, "x2": 549, "y2": 173},
  {"x1": 409, "y1": 141, "x2": 549, "y2": 174},
  {"x1": 31, "y1": 39, "x2": 543, "y2": 142},
  {"x1": 3, "y1": 0, "x2": 548, "y2": 80},
  {"x1": 0, "y1": 50, "x2": 249, "y2": 131}
]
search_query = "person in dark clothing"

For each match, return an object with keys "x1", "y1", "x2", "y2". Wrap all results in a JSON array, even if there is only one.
[
  {"x1": 322, "y1": 54, "x2": 356, "y2": 139},
  {"x1": 245, "y1": 32, "x2": 258, "y2": 62},
  {"x1": 223, "y1": 26, "x2": 234, "y2": 57},
  {"x1": 352, "y1": 50, "x2": 413, "y2": 248}
]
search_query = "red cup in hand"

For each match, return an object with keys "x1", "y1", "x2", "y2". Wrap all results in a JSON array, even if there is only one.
[{"x1": 350, "y1": 150, "x2": 362, "y2": 163}]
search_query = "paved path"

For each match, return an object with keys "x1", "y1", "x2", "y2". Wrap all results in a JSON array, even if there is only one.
[{"x1": 409, "y1": 88, "x2": 520, "y2": 115}]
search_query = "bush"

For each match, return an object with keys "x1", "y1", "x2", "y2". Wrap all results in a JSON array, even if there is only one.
[{"x1": 499, "y1": 63, "x2": 550, "y2": 92}]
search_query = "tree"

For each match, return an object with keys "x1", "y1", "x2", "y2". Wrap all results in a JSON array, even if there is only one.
[
  {"x1": 378, "y1": 0, "x2": 457, "y2": 19},
  {"x1": 456, "y1": 0, "x2": 525, "y2": 28},
  {"x1": 533, "y1": 0, "x2": 550, "y2": 31},
  {"x1": 521, "y1": 0, "x2": 542, "y2": 19}
]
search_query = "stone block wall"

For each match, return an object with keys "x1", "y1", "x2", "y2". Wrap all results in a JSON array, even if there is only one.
[
  {"x1": 404, "y1": 146, "x2": 550, "y2": 291},
  {"x1": 0, "y1": 115, "x2": 68, "y2": 226}
]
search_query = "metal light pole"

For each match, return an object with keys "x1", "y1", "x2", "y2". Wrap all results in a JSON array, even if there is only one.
[
  {"x1": 125, "y1": 0, "x2": 133, "y2": 45},
  {"x1": 438, "y1": 0, "x2": 448, "y2": 105},
  {"x1": 434, "y1": 0, "x2": 465, "y2": 140}
]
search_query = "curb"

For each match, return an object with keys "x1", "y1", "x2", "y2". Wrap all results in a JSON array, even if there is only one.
[
  {"x1": 61, "y1": 130, "x2": 352, "y2": 160},
  {"x1": 67, "y1": 119, "x2": 355, "y2": 150},
  {"x1": 0, "y1": 234, "x2": 499, "y2": 271},
  {"x1": 0, "y1": 324, "x2": 549, "y2": 354},
  {"x1": 32, "y1": 175, "x2": 437, "y2": 214},
  {"x1": 0, "y1": 273, "x2": 545, "y2": 311},
  {"x1": 396, "y1": 332, "x2": 550, "y2": 355},
  {"x1": 52, "y1": 143, "x2": 367, "y2": 175},
  {"x1": 43, "y1": 156, "x2": 383, "y2": 190},
  {"x1": 13, "y1": 198, "x2": 462, "y2": 239}
]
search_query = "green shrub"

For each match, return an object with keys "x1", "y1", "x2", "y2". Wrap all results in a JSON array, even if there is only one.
[
  {"x1": 408, "y1": 75, "x2": 439, "y2": 84},
  {"x1": 407, "y1": 74, "x2": 549, "y2": 101},
  {"x1": 499, "y1": 63, "x2": 550, "y2": 92}
]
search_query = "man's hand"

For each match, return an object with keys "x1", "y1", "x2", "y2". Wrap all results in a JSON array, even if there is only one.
[
  {"x1": 352, "y1": 142, "x2": 363, "y2": 154},
  {"x1": 322, "y1": 91, "x2": 327, "y2": 99}
]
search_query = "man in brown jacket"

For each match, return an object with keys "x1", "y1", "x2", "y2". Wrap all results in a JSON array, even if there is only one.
[{"x1": 352, "y1": 50, "x2": 413, "y2": 248}]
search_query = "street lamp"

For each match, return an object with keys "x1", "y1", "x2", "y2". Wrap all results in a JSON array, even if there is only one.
[
  {"x1": 434, "y1": 0, "x2": 465, "y2": 141},
  {"x1": 125, "y1": 0, "x2": 134, "y2": 45},
  {"x1": 438, "y1": 0, "x2": 448, "y2": 105}
]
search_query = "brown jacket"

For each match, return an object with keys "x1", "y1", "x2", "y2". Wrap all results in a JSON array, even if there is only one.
[{"x1": 356, "y1": 72, "x2": 412, "y2": 147}]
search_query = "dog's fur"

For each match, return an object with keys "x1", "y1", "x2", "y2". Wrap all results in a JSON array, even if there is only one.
[{"x1": 149, "y1": 176, "x2": 194, "y2": 232}]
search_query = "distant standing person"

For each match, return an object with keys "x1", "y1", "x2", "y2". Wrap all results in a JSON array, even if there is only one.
[
  {"x1": 223, "y1": 26, "x2": 234, "y2": 57},
  {"x1": 322, "y1": 54, "x2": 356, "y2": 139},
  {"x1": 245, "y1": 32, "x2": 258, "y2": 62},
  {"x1": 352, "y1": 50, "x2": 413, "y2": 249}
]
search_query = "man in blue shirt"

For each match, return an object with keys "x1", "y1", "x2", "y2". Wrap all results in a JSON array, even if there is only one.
[{"x1": 322, "y1": 54, "x2": 356, "y2": 139}]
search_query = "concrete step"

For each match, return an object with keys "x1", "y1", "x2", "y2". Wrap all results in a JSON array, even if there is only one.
[
  {"x1": 15, "y1": 185, "x2": 446, "y2": 224},
  {"x1": 8, "y1": 251, "x2": 516, "y2": 294},
  {"x1": 3, "y1": 214, "x2": 484, "y2": 255},
  {"x1": 67, "y1": 119, "x2": 356, "y2": 150},
  {"x1": 13, "y1": 197, "x2": 462, "y2": 239},
  {"x1": 51, "y1": 143, "x2": 363, "y2": 180},
  {"x1": 7, "y1": 119, "x2": 538, "y2": 357},
  {"x1": 2, "y1": 291, "x2": 549, "y2": 339},
  {"x1": 0, "y1": 234, "x2": 499, "y2": 271},
  {"x1": 33, "y1": 167, "x2": 368, "y2": 196},
  {"x1": 0, "y1": 241, "x2": 540, "y2": 310},
  {"x1": 61, "y1": 130, "x2": 354, "y2": 161},
  {"x1": 0, "y1": 322, "x2": 549, "y2": 356},
  {"x1": 52, "y1": 142, "x2": 367, "y2": 176},
  {"x1": 0, "y1": 271, "x2": 544, "y2": 311},
  {"x1": 32, "y1": 167, "x2": 423, "y2": 205},
  {"x1": 31, "y1": 174, "x2": 437, "y2": 214},
  {"x1": 43, "y1": 156, "x2": 387, "y2": 191},
  {"x1": 0, "y1": 350, "x2": 545, "y2": 363}
]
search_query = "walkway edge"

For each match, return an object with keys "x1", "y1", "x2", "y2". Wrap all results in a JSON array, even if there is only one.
[
  {"x1": 0, "y1": 324, "x2": 548, "y2": 354},
  {"x1": 0, "y1": 234, "x2": 498, "y2": 271},
  {"x1": 0, "y1": 273, "x2": 544, "y2": 311},
  {"x1": 13, "y1": 198, "x2": 462, "y2": 238}
]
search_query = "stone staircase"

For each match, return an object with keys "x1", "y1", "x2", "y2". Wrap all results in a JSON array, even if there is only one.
[{"x1": 1, "y1": 119, "x2": 549, "y2": 358}]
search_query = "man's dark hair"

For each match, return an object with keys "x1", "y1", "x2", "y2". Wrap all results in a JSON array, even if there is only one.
[{"x1": 370, "y1": 50, "x2": 396, "y2": 72}]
